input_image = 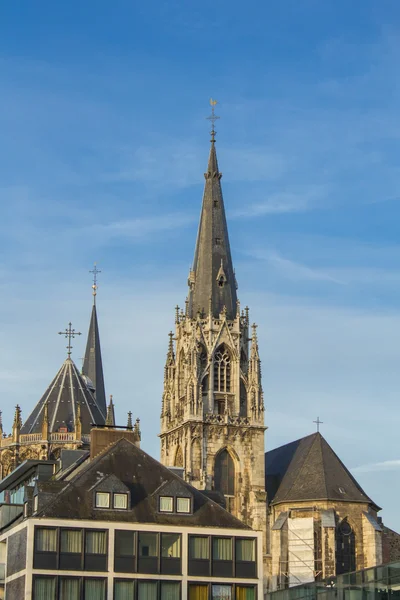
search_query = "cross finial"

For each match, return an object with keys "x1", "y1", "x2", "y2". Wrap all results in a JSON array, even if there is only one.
[
  {"x1": 58, "y1": 322, "x2": 82, "y2": 357},
  {"x1": 89, "y1": 263, "x2": 101, "y2": 305},
  {"x1": 206, "y1": 98, "x2": 220, "y2": 142},
  {"x1": 313, "y1": 416, "x2": 323, "y2": 432}
]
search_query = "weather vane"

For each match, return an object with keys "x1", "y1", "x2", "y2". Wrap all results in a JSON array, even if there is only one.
[
  {"x1": 313, "y1": 416, "x2": 323, "y2": 432},
  {"x1": 206, "y1": 98, "x2": 220, "y2": 141},
  {"x1": 58, "y1": 322, "x2": 82, "y2": 357},
  {"x1": 89, "y1": 263, "x2": 101, "y2": 304}
]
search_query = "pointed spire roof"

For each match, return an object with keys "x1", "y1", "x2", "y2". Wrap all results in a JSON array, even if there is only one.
[
  {"x1": 105, "y1": 395, "x2": 116, "y2": 427},
  {"x1": 82, "y1": 304, "x2": 106, "y2": 418},
  {"x1": 265, "y1": 432, "x2": 379, "y2": 509},
  {"x1": 188, "y1": 134, "x2": 237, "y2": 319},
  {"x1": 21, "y1": 358, "x2": 105, "y2": 435}
]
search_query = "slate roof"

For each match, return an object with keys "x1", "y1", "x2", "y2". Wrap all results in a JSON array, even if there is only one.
[
  {"x1": 265, "y1": 432, "x2": 379, "y2": 510},
  {"x1": 21, "y1": 358, "x2": 105, "y2": 435},
  {"x1": 188, "y1": 137, "x2": 237, "y2": 319},
  {"x1": 82, "y1": 304, "x2": 107, "y2": 417},
  {"x1": 37, "y1": 437, "x2": 250, "y2": 529}
]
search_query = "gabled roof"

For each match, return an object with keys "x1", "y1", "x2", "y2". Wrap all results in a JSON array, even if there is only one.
[
  {"x1": 188, "y1": 137, "x2": 237, "y2": 319},
  {"x1": 265, "y1": 432, "x2": 379, "y2": 510},
  {"x1": 21, "y1": 358, "x2": 105, "y2": 435},
  {"x1": 37, "y1": 438, "x2": 249, "y2": 529},
  {"x1": 82, "y1": 304, "x2": 106, "y2": 417}
]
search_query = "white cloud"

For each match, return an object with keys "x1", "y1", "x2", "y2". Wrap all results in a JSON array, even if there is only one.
[{"x1": 352, "y1": 459, "x2": 400, "y2": 474}]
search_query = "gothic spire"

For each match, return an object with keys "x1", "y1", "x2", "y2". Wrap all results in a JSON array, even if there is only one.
[
  {"x1": 188, "y1": 103, "x2": 237, "y2": 319},
  {"x1": 105, "y1": 395, "x2": 116, "y2": 427},
  {"x1": 82, "y1": 266, "x2": 107, "y2": 418}
]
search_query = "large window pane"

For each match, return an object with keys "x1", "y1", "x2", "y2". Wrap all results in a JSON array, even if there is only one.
[
  {"x1": 33, "y1": 577, "x2": 56, "y2": 600},
  {"x1": 115, "y1": 530, "x2": 135, "y2": 556},
  {"x1": 161, "y1": 533, "x2": 181, "y2": 558},
  {"x1": 59, "y1": 577, "x2": 80, "y2": 600},
  {"x1": 86, "y1": 530, "x2": 107, "y2": 554},
  {"x1": 138, "y1": 581, "x2": 157, "y2": 600},
  {"x1": 213, "y1": 585, "x2": 232, "y2": 599},
  {"x1": 115, "y1": 580, "x2": 135, "y2": 600},
  {"x1": 36, "y1": 528, "x2": 57, "y2": 552},
  {"x1": 236, "y1": 539, "x2": 255, "y2": 561},
  {"x1": 236, "y1": 587, "x2": 255, "y2": 600},
  {"x1": 161, "y1": 582, "x2": 180, "y2": 600},
  {"x1": 213, "y1": 537, "x2": 232, "y2": 560},
  {"x1": 60, "y1": 529, "x2": 82, "y2": 553},
  {"x1": 190, "y1": 536, "x2": 209, "y2": 559},
  {"x1": 84, "y1": 578, "x2": 106, "y2": 600},
  {"x1": 189, "y1": 584, "x2": 208, "y2": 600},
  {"x1": 138, "y1": 533, "x2": 158, "y2": 557}
]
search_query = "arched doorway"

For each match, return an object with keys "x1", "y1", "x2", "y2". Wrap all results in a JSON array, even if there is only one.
[
  {"x1": 214, "y1": 449, "x2": 235, "y2": 496},
  {"x1": 336, "y1": 518, "x2": 356, "y2": 574}
]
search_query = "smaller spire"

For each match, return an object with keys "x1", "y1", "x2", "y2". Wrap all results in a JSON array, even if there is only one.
[
  {"x1": 0, "y1": 411, "x2": 3, "y2": 435},
  {"x1": 105, "y1": 395, "x2": 116, "y2": 427},
  {"x1": 127, "y1": 411, "x2": 133, "y2": 431},
  {"x1": 12, "y1": 405, "x2": 22, "y2": 443},
  {"x1": 89, "y1": 263, "x2": 101, "y2": 306}
]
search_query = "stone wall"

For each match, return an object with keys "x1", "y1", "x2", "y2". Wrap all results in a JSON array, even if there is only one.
[{"x1": 6, "y1": 527, "x2": 27, "y2": 577}]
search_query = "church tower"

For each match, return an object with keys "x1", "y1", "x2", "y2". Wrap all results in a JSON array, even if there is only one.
[{"x1": 160, "y1": 104, "x2": 267, "y2": 535}]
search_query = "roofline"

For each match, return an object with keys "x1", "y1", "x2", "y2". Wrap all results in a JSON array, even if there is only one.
[
  {"x1": 0, "y1": 460, "x2": 56, "y2": 492},
  {"x1": 271, "y1": 497, "x2": 381, "y2": 512}
]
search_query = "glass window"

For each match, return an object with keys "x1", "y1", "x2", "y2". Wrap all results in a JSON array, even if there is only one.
[
  {"x1": 59, "y1": 577, "x2": 80, "y2": 600},
  {"x1": 161, "y1": 582, "x2": 180, "y2": 600},
  {"x1": 138, "y1": 532, "x2": 158, "y2": 557},
  {"x1": 212, "y1": 585, "x2": 232, "y2": 599},
  {"x1": 138, "y1": 581, "x2": 157, "y2": 600},
  {"x1": 176, "y1": 497, "x2": 190, "y2": 513},
  {"x1": 114, "y1": 493, "x2": 128, "y2": 509},
  {"x1": 161, "y1": 533, "x2": 181, "y2": 558},
  {"x1": 115, "y1": 580, "x2": 135, "y2": 600},
  {"x1": 95, "y1": 492, "x2": 110, "y2": 508},
  {"x1": 236, "y1": 539, "x2": 255, "y2": 561},
  {"x1": 189, "y1": 584, "x2": 208, "y2": 600},
  {"x1": 236, "y1": 587, "x2": 255, "y2": 600},
  {"x1": 160, "y1": 496, "x2": 174, "y2": 512},
  {"x1": 33, "y1": 495, "x2": 38, "y2": 512},
  {"x1": 115, "y1": 530, "x2": 135, "y2": 556},
  {"x1": 84, "y1": 578, "x2": 106, "y2": 600},
  {"x1": 190, "y1": 536, "x2": 209, "y2": 559},
  {"x1": 60, "y1": 529, "x2": 82, "y2": 553},
  {"x1": 213, "y1": 537, "x2": 232, "y2": 560},
  {"x1": 86, "y1": 530, "x2": 107, "y2": 554},
  {"x1": 33, "y1": 577, "x2": 56, "y2": 600},
  {"x1": 36, "y1": 528, "x2": 57, "y2": 552}
]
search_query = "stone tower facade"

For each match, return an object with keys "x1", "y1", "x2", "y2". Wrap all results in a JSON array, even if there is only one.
[{"x1": 159, "y1": 127, "x2": 267, "y2": 537}]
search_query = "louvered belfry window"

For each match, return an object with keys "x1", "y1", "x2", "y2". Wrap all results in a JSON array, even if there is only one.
[
  {"x1": 214, "y1": 449, "x2": 235, "y2": 496},
  {"x1": 214, "y1": 347, "x2": 231, "y2": 393}
]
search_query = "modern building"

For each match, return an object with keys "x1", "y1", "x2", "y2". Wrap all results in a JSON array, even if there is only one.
[{"x1": 0, "y1": 427, "x2": 263, "y2": 599}]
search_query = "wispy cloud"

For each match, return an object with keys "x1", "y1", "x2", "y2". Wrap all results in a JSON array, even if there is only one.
[
  {"x1": 232, "y1": 186, "x2": 329, "y2": 217},
  {"x1": 353, "y1": 459, "x2": 400, "y2": 474}
]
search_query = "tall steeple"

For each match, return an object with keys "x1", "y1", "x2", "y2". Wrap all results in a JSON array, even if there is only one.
[
  {"x1": 160, "y1": 102, "x2": 266, "y2": 538},
  {"x1": 188, "y1": 102, "x2": 237, "y2": 319},
  {"x1": 82, "y1": 264, "x2": 107, "y2": 418}
]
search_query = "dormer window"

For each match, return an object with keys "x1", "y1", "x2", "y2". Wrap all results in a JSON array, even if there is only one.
[
  {"x1": 177, "y1": 497, "x2": 191, "y2": 513},
  {"x1": 113, "y1": 493, "x2": 128, "y2": 509},
  {"x1": 95, "y1": 492, "x2": 110, "y2": 508},
  {"x1": 160, "y1": 496, "x2": 174, "y2": 512}
]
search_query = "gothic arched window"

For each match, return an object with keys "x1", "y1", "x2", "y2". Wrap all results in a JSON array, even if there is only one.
[
  {"x1": 214, "y1": 449, "x2": 235, "y2": 496},
  {"x1": 178, "y1": 351, "x2": 185, "y2": 398},
  {"x1": 174, "y1": 446, "x2": 183, "y2": 468},
  {"x1": 191, "y1": 438, "x2": 201, "y2": 480},
  {"x1": 214, "y1": 346, "x2": 231, "y2": 393},
  {"x1": 336, "y1": 518, "x2": 356, "y2": 575}
]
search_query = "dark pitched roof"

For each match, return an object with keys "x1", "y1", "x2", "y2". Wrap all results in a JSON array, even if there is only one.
[
  {"x1": 21, "y1": 358, "x2": 105, "y2": 435},
  {"x1": 265, "y1": 432, "x2": 379, "y2": 509},
  {"x1": 82, "y1": 304, "x2": 107, "y2": 417},
  {"x1": 37, "y1": 438, "x2": 249, "y2": 529},
  {"x1": 188, "y1": 138, "x2": 237, "y2": 319}
]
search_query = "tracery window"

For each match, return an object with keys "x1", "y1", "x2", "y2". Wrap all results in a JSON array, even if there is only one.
[
  {"x1": 336, "y1": 518, "x2": 356, "y2": 575},
  {"x1": 214, "y1": 347, "x2": 231, "y2": 393}
]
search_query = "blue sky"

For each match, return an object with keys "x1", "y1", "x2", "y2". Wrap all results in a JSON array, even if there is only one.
[{"x1": 1, "y1": 1, "x2": 400, "y2": 529}]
